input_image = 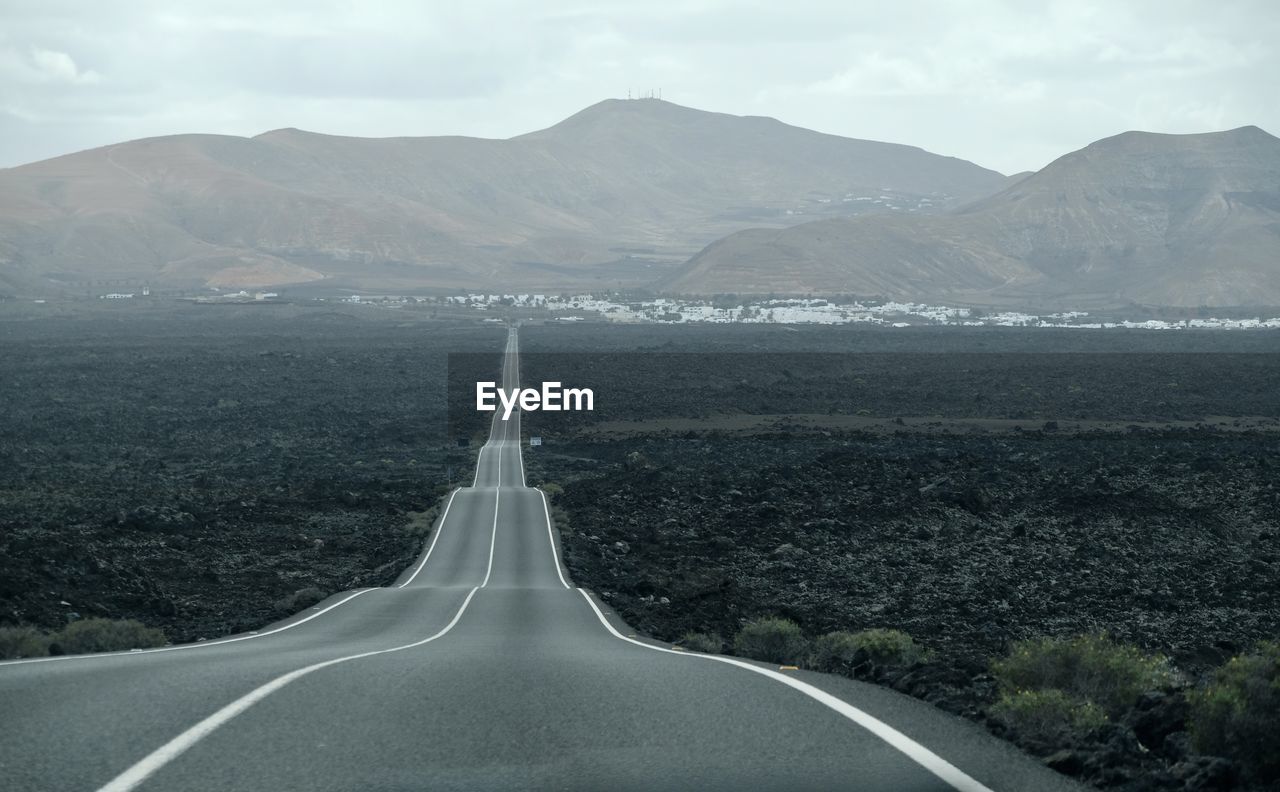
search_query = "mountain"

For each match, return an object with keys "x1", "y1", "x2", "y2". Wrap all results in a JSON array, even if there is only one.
[
  {"x1": 666, "y1": 126, "x2": 1280, "y2": 308},
  {"x1": 0, "y1": 99, "x2": 1007, "y2": 297}
]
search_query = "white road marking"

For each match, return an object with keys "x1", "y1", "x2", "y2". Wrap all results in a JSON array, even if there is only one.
[
  {"x1": 397, "y1": 487, "x2": 461, "y2": 588},
  {"x1": 471, "y1": 444, "x2": 487, "y2": 486},
  {"x1": 538, "y1": 488, "x2": 571, "y2": 589},
  {"x1": 24, "y1": 325, "x2": 1003, "y2": 791},
  {"x1": 480, "y1": 442, "x2": 501, "y2": 587},
  {"x1": 96, "y1": 587, "x2": 483, "y2": 792},
  {"x1": 3, "y1": 333, "x2": 521, "y2": 669},
  {"x1": 510, "y1": 330, "x2": 567, "y2": 589},
  {"x1": 0, "y1": 588, "x2": 377, "y2": 669},
  {"x1": 516, "y1": 406, "x2": 527, "y2": 487},
  {"x1": 577, "y1": 589, "x2": 996, "y2": 792},
  {"x1": 93, "y1": 380, "x2": 517, "y2": 789}
]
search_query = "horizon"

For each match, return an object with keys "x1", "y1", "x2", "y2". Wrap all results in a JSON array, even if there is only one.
[
  {"x1": 4, "y1": 6, "x2": 1280, "y2": 789},
  {"x1": 2, "y1": 1, "x2": 1276, "y2": 173},
  {"x1": 3, "y1": 95, "x2": 1275, "y2": 175}
]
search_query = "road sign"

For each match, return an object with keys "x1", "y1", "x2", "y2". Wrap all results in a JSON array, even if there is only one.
[{"x1": 530, "y1": 436, "x2": 542, "y2": 447}]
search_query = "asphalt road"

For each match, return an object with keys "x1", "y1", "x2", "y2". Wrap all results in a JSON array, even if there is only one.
[{"x1": 0, "y1": 328, "x2": 1084, "y2": 792}]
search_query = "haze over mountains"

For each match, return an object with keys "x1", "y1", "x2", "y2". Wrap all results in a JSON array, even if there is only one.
[
  {"x1": 673, "y1": 125, "x2": 1280, "y2": 308},
  {"x1": 1, "y1": 99, "x2": 1276, "y2": 308},
  {"x1": 0, "y1": 99, "x2": 1004, "y2": 298}
]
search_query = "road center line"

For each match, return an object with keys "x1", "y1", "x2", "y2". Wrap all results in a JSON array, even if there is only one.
[
  {"x1": 95, "y1": 586, "x2": 482, "y2": 792},
  {"x1": 5, "y1": 334, "x2": 518, "y2": 668},
  {"x1": 577, "y1": 589, "x2": 995, "y2": 792},
  {"x1": 97, "y1": 380, "x2": 511, "y2": 789}
]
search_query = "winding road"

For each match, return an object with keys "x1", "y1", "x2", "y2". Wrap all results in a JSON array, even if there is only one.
[{"x1": 0, "y1": 328, "x2": 1082, "y2": 791}]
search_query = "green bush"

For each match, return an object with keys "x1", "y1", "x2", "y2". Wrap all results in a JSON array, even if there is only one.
[
  {"x1": 809, "y1": 631, "x2": 862, "y2": 671},
  {"x1": 809, "y1": 628, "x2": 931, "y2": 671},
  {"x1": 51, "y1": 618, "x2": 166, "y2": 655},
  {"x1": 0, "y1": 626, "x2": 50, "y2": 659},
  {"x1": 990, "y1": 689, "x2": 1108, "y2": 742},
  {"x1": 679, "y1": 631, "x2": 723, "y2": 654},
  {"x1": 275, "y1": 587, "x2": 326, "y2": 614},
  {"x1": 734, "y1": 617, "x2": 808, "y2": 664},
  {"x1": 1190, "y1": 641, "x2": 1280, "y2": 781},
  {"x1": 540, "y1": 482, "x2": 564, "y2": 499},
  {"x1": 991, "y1": 634, "x2": 1172, "y2": 717}
]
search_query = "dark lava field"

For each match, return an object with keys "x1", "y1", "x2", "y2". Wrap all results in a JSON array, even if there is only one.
[
  {"x1": 4, "y1": 309, "x2": 1278, "y2": 789},
  {"x1": 0, "y1": 305, "x2": 503, "y2": 643},
  {"x1": 517, "y1": 323, "x2": 1280, "y2": 666},
  {"x1": 518, "y1": 322, "x2": 1280, "y2": 792}
]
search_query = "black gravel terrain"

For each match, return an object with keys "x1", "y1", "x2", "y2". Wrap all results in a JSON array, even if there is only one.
[
  {"x1": 4, "y1": 311, "x2": 1277, "y2": 789},
  {"x1": 537, "y1": 429, "x2": 1279, "y2": 667},
  {"x1": 519, "y1": 322, "x2": 1280, "y2": 792},
  {"x1": 0, "y1": 306, "x2": 503, "y2": 643}
]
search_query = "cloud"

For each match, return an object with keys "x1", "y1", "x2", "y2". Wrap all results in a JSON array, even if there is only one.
[
  {"x1": 0, "y1": 1, "x2": 1276, "y2": 173},
  {"x1": 0, "y1": 45, "x2": 100, "y2": 86},
  {"x1": 30, "y1": 47, "x2": 100, "y2": 83},
  {"x1": 805, "y1": 52, "x2": 1045, "y2": 102}
]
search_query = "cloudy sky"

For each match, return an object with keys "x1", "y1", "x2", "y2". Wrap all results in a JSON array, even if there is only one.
[{"x1": 1, "y1": 0, "x2": 1276, "y2": 174}]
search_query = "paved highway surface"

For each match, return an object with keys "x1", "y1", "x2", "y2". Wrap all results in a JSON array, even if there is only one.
[{"x1": 0, "y1": 328, "x2": 1083, "y2": 791}]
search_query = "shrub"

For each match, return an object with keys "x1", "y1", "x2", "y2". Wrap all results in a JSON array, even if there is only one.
[
  {"x1": 550, "y1": 505, "x2": 573, "y2": 535},
  {"x1": 990, "y1": 689, "x2": 1108, "y2": 743},
  {"x1": 858, "y1": 628, "x2": 929, "y2": 666},
  {"x1": 275, "y1": 587, "x2": 326, "y2": 614},
  {"x1": 809, "y1": 631, "x2": 862, "y2": 672},
  {"x1": 1189, "y1": 641, "x2": 1280, "y2": 781},
  {"x1": 0, "y1": 626, "x2": 50, "y2": 659},
  {"x1": 403, "y1": 507, "x2": 439, "y2": 536},
  {"x1": 808, "y1": 628, "x2": 930, "y2": 672},
  {"x1": 734, "y1": 617, "x2": 808, "y2": 664},
  {"x1": 991, "y1": 634, "x2": 1172, "y2": 717},
  {"x1": 679, "y1": 631, "x2": 723, "y2": 654},
  {"x1": 51, "y1": 619, "x2": 166, "y2": 655},
  {"x1": 540, "y1": 482, "x2": 564, "y2": 499}
]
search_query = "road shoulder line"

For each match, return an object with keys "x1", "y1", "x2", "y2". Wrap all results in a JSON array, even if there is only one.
[
  {"x1": 536, "y1": 488, "x2": 571, "y2": 589},
  {"x1": 576, "y1": 588, "x2": 995, "y2": 792},
  {"x1": 96, "y1": 587, "x2": 482, "y2": 792},
  {"x1": 0, "y1": 588, "x2": 377, "y2": 669},
  {"x1": 398, "y1": 487, "x2": 462, "y2": 587}
]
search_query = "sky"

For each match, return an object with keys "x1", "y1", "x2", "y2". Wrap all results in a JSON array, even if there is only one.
[{"x1": 1, "y1": 0, "x2": 1276, "y2": 174}]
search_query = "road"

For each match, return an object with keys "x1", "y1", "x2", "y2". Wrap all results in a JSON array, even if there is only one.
[{"x1": 0, "y1": 328, "x2": 1082, "y2": 791}]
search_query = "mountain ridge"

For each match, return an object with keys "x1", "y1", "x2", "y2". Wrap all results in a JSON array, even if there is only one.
[
  {"x1": 666, "y1": 125, "x2": 1280, "y2": 308},
  {"x1": 0, "y1": 99, "x2": 1007, "y2": 297}
]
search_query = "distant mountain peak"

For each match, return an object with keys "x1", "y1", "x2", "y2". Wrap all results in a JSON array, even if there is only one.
[
  {"x1": 1082, "y1": 124, "x2": 1278, "y2": 151},
  {"x1": 254, "y1": 127, "x2": 306, "y2": 138},
  {"x1": 0, "y1": 98, "x2": 1013, "y2": 298},
  {"x1": 670, "y1": 121, "x2": 1280, "y2": 307},
  {"x1": 523, "y1": 97, "x2": 732, "y2": 137}
]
